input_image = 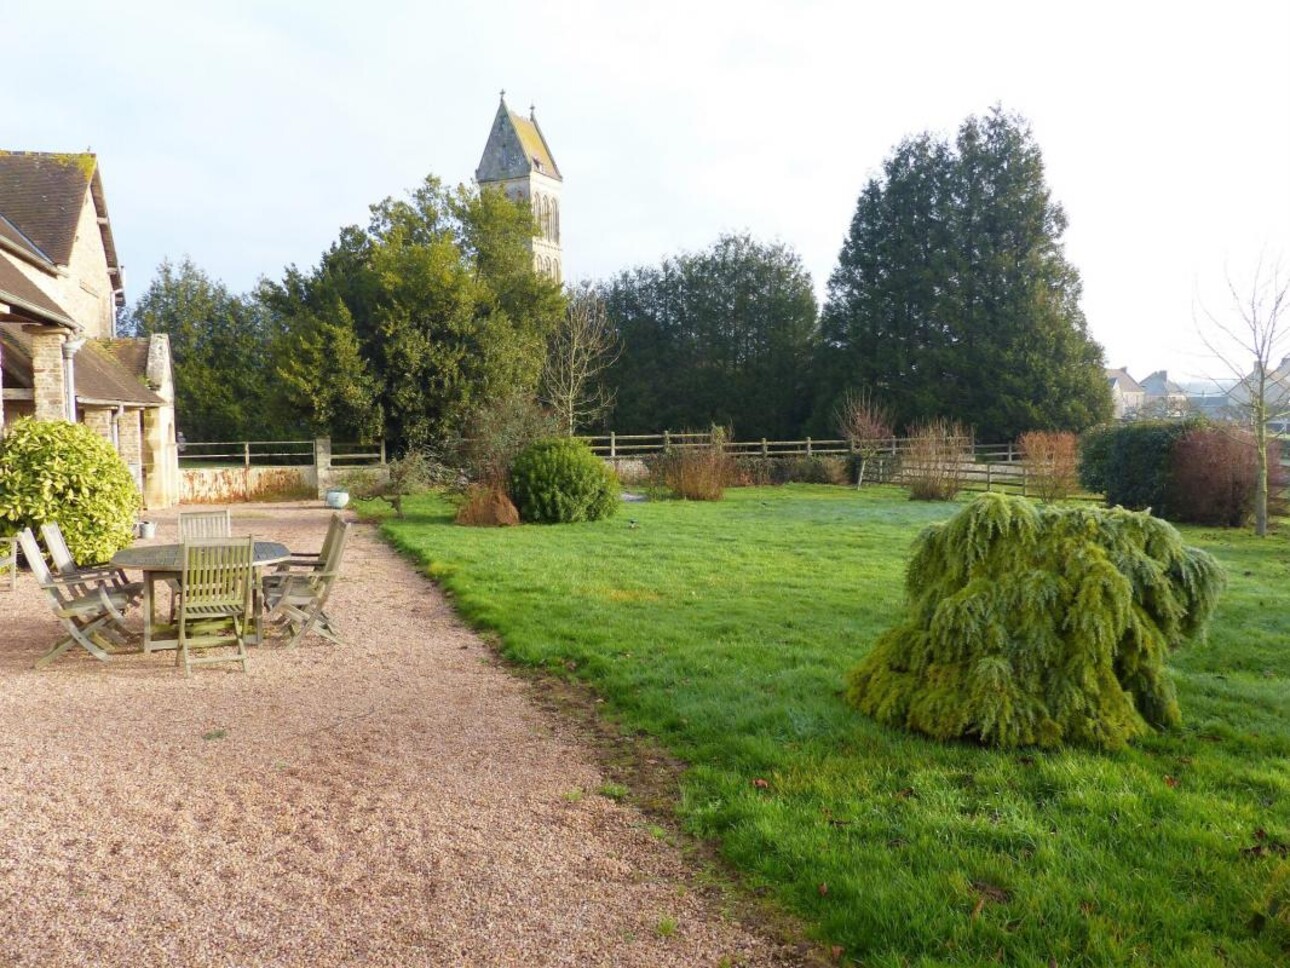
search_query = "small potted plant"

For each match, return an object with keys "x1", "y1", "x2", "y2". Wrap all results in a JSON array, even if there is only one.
[{"x1": 324, "y1": 486, "x2": 350, "y2": 509}]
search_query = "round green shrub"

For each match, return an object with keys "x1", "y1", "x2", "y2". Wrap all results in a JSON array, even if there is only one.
[
  {"x1": 846, "y1": 493, "x2": 1224, "y2": 751},
  {"x1": 0, "y1": 418, "x2": 140, "y2": 564},
  {"x1": 509, "y1": 437, "x2": 619, "y2": 524}
]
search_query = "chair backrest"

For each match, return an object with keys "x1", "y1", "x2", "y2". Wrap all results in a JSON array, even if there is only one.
[
  {"x1": 319, "y1": 513, "x2": 349, "y2": 573},
  {"x1": 178, "y1": 510, "x2": 232, "y2": 541},
  {"x1": 16, "y1": 528, "x2": 57, "y2": 588},
  {"x1": 39, "y1": 522, "x2": 79, "y2": 577},
  {"x1": 321, "y1": 516, "x2": 350, "y2": 575},
  {"x1": 181, "y1": 537, "x2": 254, "y2": 613}
]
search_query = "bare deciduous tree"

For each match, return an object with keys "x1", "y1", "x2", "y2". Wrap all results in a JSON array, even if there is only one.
[
  {"x1": 1196, "y1": 257, "x2": 1290, "y2": 536},
  {"x1": 835, "y1": 389, "x2": 893, "y2": 487},
  {"x1": 541, "y1": 285, "x2": 622, "y2": 436}
]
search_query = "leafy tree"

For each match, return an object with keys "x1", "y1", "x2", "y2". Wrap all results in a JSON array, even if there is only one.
[
  {"x1": 268, "y1": 177, "x2": 563, "y2": 449},
  {"x1": 819, "y1": 108, "x2": 1112, "y2": 442},
  {"x1": 603, "y1": 233, "x2": 819, "y2": 438},
  {"x1": 121, "y1": 258, "x2": 288, "y2": 440}
]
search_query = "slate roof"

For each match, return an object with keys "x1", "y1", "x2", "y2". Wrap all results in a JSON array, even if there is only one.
[
  {"x1": 0, "y1": 252, "x2": 77, "y2": 327},
  {"x1": 0, "y1": 325, "x2": 163, "y2": 407},
  {"x1": 475, "y1": 96, "x2": 562, "y2": 183},
  {"x1": 1141, "y1": 370, "x2": 1186, "y2": 396},
  {"x1": 1105, "y1": 367, "x2": 1144, "y2": 394},
  {"x1": 0, "y1": 151, "x2": 97, "y2": 266}
]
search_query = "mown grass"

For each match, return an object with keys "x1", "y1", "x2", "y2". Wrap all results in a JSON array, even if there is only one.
[{"x1": 373, "y1": 485, "x2": 1290, "y2": 966}]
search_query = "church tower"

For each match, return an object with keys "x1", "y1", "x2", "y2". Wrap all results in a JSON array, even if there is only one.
[{"x1": 475, "y1": 91, "x2": 563, "y2": 282}]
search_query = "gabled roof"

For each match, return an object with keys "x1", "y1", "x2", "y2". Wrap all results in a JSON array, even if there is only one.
[
  {"x1": 475, "y1": 95, "x2": 562, "y2": 184},
  {"x1": 0, "y1": 326, "x2": 163, "y2": 407},
  {"x1": 1141, "y1": 370, "x2": 1185, "y2": 396},
  {"x1": 0, "y1": 251, "x2": 78, "y2": 328},
  {"x1": 0, "y1": 151, "x2": 123, "y2": 303},
  {"x1": 1105, "y1": 367, "x2": 1144, "y2": 394}
]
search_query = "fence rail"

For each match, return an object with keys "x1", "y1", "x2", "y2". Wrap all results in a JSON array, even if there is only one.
[{"x1": 179, "y1": 439, "x2": 385, "y2": 470}]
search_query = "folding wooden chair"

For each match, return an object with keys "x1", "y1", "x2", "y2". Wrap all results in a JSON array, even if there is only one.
[
  {"x1": 178, "y1": 510, "x2": 232, "y2": 540},
  {"x1": 170, "y1": 510, "x2": 234, "y2": 620},
  {"x1": 1, "y1": 536, "x2": 16, "y2": 592},
  {"x1": 40, "y1": 522, "x2": 143, "y2": 603},
  {"x1": 176, "y1": 536, "x2": 254, "y2": 677},
  {"x1": 18, "y1": 528, "x2": 137, "y2": 669},
  {"x1": 262, "y1": 515, "x2": 350, "y2": 649}
]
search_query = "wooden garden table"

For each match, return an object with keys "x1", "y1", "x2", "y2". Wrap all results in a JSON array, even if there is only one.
[{"x1": 112, "y1": 541, "x2": 290, "y2": 652}]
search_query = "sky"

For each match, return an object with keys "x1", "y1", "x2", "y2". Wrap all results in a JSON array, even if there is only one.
[{"x1": 5, "y1": 0, "x2": 1288, "y2": 386}]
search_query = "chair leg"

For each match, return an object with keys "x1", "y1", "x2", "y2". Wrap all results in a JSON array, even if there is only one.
[{"x1": 35, "y1": 615, "x2": 114, "y2": 669}]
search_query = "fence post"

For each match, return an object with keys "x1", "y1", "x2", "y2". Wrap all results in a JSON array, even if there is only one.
[
  {"x1": 806, "y1": 436, "x2": 813, "y2": 456},
  {"x1": 761, "y1": 437, "x2": 768, "y2": 457},
  {"x1": 314, "y1": 436, "x2": 332, "y2": 499},
  {"x1": 664, "y1": 430, "x2": 671, "y2": 450},
  {"x1": 1022, "y1": 466, "x2": 1028, "y2": 498},
  {"x1": 243, "y1": 441, "x2": 251, "y2": 501},
  {"x1": 379, "y1": 439, "x2": 387, "y2": 464},
  {"x1": 610, "y1": 431, "x2": 616, "y2": 459},
  {"x1": 986, "y1": 462, "x2": 992, "y2": 492}
]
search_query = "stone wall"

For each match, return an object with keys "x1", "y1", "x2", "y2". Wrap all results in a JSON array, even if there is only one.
[{"x1": 180, "y1": 466, "x2": 318, "y2": 504}]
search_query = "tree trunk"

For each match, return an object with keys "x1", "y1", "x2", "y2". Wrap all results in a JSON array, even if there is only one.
[{"x1": 1255, "y1": 409, "x2": 1269, "y2": 537}]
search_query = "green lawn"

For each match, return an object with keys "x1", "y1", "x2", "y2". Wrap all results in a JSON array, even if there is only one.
[{"x1": 373, "y1": 485, "x2": 1289, "y2": 966}]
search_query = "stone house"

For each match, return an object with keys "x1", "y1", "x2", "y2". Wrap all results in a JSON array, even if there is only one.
[
  {"x1": 1139, "y1": 370, "x2": 1190, "y2": 417},
  {"x1": 0, "y1": 151, "x2": 180, "y2": 507},
  {"x1": 1105, "y1": 367, "x2": 1145, "y2": 419}
]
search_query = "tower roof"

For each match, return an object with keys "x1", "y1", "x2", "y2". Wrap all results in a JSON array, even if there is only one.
[{"x1": 475, "y1": 95, "x2": 562, "y2": 184}]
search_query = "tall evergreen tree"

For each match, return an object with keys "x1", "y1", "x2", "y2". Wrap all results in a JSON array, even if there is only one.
[
  {"x1": 604, "y1": 233, "x2": 818, "y2": 438},
  {"x1": 122, "y1": 258, "x2": 289, "y2": 440},
  {"x1": 819, "y1": 108, "x2": 1111, "y2": 442}
]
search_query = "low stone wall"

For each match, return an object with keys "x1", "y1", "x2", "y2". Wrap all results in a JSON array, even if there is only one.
[{"x1": 180, "y1": 466, "x2": 318, "y2": 504}]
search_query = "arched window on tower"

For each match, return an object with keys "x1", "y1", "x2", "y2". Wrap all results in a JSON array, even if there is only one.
[
  {"x1": 542, "y1": 196, "x2": 553, "y2": 240},
  {"x1": 552, "y1": 200, "x2": 560, "y2": 244}
]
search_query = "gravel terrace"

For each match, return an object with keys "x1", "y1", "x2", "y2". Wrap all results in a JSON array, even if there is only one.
[{"x1": 0, "y1": 503, "x2": 800, "y2": 967}]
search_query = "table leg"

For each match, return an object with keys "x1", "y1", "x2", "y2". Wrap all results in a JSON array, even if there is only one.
[{"x1": 143, "y1": 573, "x2": 156, "y2": 653}]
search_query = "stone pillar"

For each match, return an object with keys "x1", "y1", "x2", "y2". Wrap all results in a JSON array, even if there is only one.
[
  {"x1": 314, "y1": 436, "x2": 332, "y2": 498},
  {"x1": 82, "y1": 408, "x2": 114, "y2": 441},
  {"x1": 118, "y1": 409, "x2": 144, "y2": 492},
  {"x1": 142, "y1": 407, "x2": 180, "y2": 509},
  {"x1": 29, "y1": 330, "x2": 67, "y2": 421}
]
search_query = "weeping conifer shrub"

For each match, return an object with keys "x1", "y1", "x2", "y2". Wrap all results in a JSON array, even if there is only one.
[{"x1": 846, "y1": 493, "x2": 1224, "y2": 750}]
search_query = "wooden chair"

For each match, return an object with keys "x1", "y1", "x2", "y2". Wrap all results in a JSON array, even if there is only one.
[
  {"x1": 262, "y1": 515, "x2": 350, "y2": 648},
  {"x1": 178, "y1": 509, "x2": 232, "y2": 540},
  {"x1": 1, "y1": 536, "x2": 15, "y2": 592},
  {"x1": 176, "y1": 536, "x2": 254, "y2": 677},
  {"x1": 171, "y1": 510, "x2": 233, "y2": 620},
  {"x1": 18, "y1": 528, "x2": 137, "y2": 669},
  {"x1": 40, "y1": 522, "x2": 143, "y2": 602}
]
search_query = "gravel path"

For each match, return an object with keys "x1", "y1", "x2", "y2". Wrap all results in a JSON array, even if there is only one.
[{"x1": 0, "y1": 503, "x2": 799, "y2": 967}]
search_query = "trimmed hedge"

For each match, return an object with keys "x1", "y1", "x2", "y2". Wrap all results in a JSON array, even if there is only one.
[
  {"x1": 0, "y1": 418, "x2": 140, "y2": 563},
  {"x1": 1078, "y1": 419, "x2": 1202, "y2": 517},
  {"x1": 509, "y1": 437, "x2": 619, "y2": 524}
]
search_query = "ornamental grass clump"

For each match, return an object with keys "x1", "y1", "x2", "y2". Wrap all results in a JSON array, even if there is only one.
[
  {"x1": 846, "y1": 493, "x2": 1224, "y2": 750},
  {"x1": 0, "y1": 418, "x2": 139, "y2": 564}
]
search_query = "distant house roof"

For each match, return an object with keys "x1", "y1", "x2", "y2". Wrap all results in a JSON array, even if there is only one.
[
  {"x1": 475, "y1": 96, "x2": 562, "y2": 183},
  {"x1": 1106, "y1": 367, "x2": 1144, "y2": 394},
  {"x1": 0, "y1": 325, "x2": 163, "y2": 407},
  {"x1": 0, "y1": 150, "x2": 123, "y2": 303},
  {"x1": 1141, "y1": 370, "x2": 1185, "y2": 397},
  {"x1": 0, "y1": 251, "x2": 78, "y2": 328}
]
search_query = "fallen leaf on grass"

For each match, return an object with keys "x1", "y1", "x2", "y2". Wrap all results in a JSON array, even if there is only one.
[
  {"x1": 817, "y1": 882, "x2": 828, "y2": 896},
  {"x1": 751, "y1": 778, "x2": 770, "y2": 790},
  {"x1": 1164, "y1": 775, "x2": 1179, "y2": 788}
]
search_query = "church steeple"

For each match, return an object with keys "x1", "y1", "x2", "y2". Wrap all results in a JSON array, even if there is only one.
[{"x1": 476, "y1": 92, "x2": 563, "y2": 282}]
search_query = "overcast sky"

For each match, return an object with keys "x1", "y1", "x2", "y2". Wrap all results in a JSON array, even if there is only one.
[{"x1": 6, "y1": 0, "x2": 1287, "y2": 385}]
